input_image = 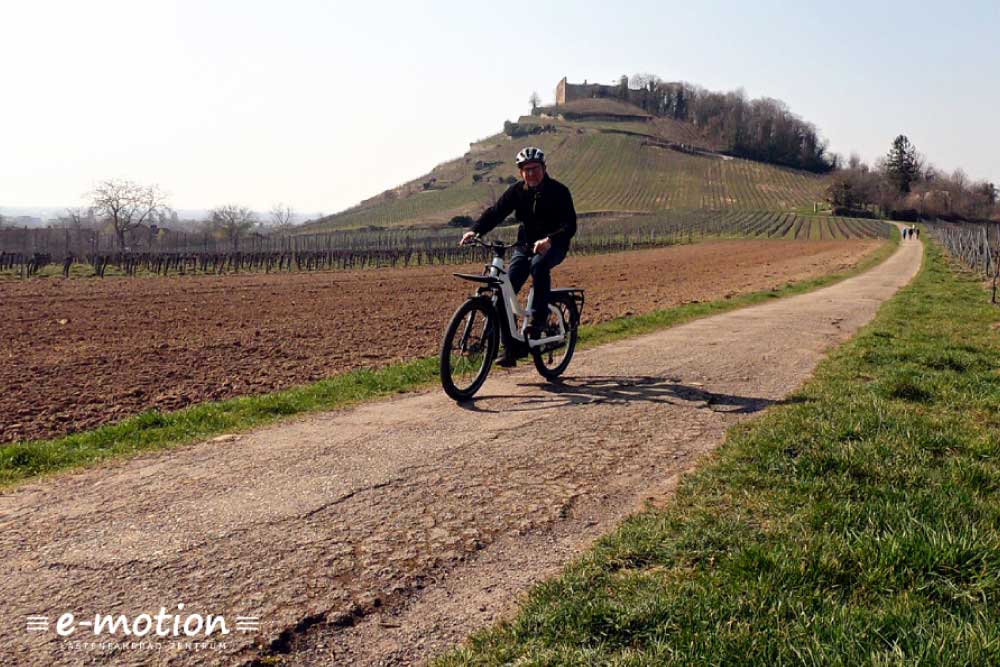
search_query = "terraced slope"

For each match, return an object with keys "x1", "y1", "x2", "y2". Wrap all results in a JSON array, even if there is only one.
[{"x1": 303, "y1": 113, "x2": 827, "y2": 232}]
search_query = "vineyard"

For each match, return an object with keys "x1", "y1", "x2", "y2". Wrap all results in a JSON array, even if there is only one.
[
  {"x1": 926, "y1": 221, "x2": 1000, "y2": 302},
  {"x1": 1, "y1": 212, "x2": 889, "y2": 279},
  {"x1": 302, "y1": 119, "x2": 827, "y2": 232}
]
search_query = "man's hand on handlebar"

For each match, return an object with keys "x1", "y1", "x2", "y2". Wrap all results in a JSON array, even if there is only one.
[{"x1": 460, "y1": 231, "x2": 478, "y2": 246}]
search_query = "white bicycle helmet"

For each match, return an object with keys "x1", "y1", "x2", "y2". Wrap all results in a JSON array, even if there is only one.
[{"x1": 515, "y1": 146, "x2": 545, "y2": 166}]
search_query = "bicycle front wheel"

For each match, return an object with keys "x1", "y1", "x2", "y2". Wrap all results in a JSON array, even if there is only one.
[{"x1": 440, "y1": 298, "x2": 498, "y2": 401}]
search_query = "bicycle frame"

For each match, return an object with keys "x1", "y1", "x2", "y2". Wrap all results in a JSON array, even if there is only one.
[
  {"x1": 488, "y1": 253, "x2": 567, "y2": 349},
  {"x1": 453, "y1": 241, "x2": 567, "y2": 351}
]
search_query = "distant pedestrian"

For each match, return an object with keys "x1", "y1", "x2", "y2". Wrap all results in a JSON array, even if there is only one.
[{"x1": 915, "y1": 227, "x2": 920, "y2": 239}]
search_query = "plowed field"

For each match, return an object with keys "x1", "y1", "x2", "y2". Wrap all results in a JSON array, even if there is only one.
[{"x1": 0, "y1": 239, "x2": 880, "y2": 443}]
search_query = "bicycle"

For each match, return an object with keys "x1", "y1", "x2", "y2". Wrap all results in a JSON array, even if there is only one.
[{"x1": 440, "y1": 237, "x2": 585, "y2": 401}]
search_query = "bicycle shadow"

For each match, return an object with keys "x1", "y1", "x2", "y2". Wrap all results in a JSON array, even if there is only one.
[{"x1": 459, "y1": 374, "x2": 798, "y2": 415}]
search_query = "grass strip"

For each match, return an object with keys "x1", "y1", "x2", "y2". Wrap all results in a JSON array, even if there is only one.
[
  {"x1": 0, "y1": 236, "x2": 897, "y2": 489},
  {"x1": 435, "y1": 240, "x2": 1000, "y2": 665}
]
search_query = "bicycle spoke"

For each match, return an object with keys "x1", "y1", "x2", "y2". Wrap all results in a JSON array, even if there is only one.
[
  {"x1": 531, "y1": 297, "x2": 578, "y2": 380},
  {"x1": 447, "y1": 309, "x2": 489, "y2": 391}
]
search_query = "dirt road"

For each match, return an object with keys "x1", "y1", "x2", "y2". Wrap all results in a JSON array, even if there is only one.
[{"x1": 0, "y1": 236, "x2": 921, "y2": 666}]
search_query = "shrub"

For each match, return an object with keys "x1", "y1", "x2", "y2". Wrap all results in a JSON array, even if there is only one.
[{"x1": 448, "y1": 215, "x2": 474, "y2": 228}]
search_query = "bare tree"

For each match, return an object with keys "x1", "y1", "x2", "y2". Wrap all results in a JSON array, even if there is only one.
[
  {"x1": 629, "y1": 72, "x2": 661, "y2": 91},
  {"x1": 210, "y1": 204, "x2": 258, "y2": 250},
  {"x1": 529, "y1": 91, "x2": 541, "y2": 112},
  {"x1": 89, "y1": 179, "x2": 169, "y2": 250},
  {"x1": 61, "y1": 206, "x2": 98, "y2": 230},
  {"x1": 268, "y1": 203, "x2": 295, "y2": 231}
]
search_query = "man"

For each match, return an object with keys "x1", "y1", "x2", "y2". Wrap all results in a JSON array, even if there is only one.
[{"x1": 460, "y1": 146, "x2": 577, "y2": 345}]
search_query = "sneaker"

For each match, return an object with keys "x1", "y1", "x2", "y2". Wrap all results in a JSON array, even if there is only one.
[{"x1": 496, "y1": 355, "x2": 517, "y2": 368}]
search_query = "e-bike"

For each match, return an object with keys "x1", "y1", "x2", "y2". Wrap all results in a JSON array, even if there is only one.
[{"x1": 440, "y1": 237, "x2": 585, "y2": 401}]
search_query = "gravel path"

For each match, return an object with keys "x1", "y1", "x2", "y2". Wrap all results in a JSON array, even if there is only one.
[{"x1": 0, "y1": 235, "x2": 921, "y2": 667}]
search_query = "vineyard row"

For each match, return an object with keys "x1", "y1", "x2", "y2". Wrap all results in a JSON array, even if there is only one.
[
  {"x1": 926, "y1": 221, "x2": 1000, "y2": 302},
  {"x1": 1, "y1": 212, "x2": 890, "y2": 279}
]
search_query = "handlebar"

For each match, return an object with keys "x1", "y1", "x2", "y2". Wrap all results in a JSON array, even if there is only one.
[
  {"x1": 461, "y1": 235, "x2": 532, "y2": 253},
  {"x1": 461, "y1": 235, "x2": 506, "y2": 250}
]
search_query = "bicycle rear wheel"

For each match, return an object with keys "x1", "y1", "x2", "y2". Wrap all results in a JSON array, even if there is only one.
[
  {"x1": 440, "y1": 298, "x2": 498, "y2": 401},
  {"x1": 532, "y1": 294, "x2": 578, "y2": 380}
]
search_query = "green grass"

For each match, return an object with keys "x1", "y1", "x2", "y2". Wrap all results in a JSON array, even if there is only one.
[
  {"x1": 1, "y1": 262, "x2": 184, "y2": 280},
  {"x1": 434, "y1": 239, "x2": 1000, "y2": 666},
  {"x1": 0, "y1": 236, "x2": 896, "y2": 489},
  {"x1": 0, "y1": 261, "x2": 111, "y2": 280}
]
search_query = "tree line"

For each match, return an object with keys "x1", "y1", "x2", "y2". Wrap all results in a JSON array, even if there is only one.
[
  {"x1": 597, "y1": 73, "x2": 836, "y2": 173},
  {"x1": 825, "y1": 135, "x2": 998, "y2": 221},
  {"x1": 48, "y1": 179, "x2": 297, "y2": 253}
]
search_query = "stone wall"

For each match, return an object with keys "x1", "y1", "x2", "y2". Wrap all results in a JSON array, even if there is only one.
[{"x1": 555, "y1": 76, "x2": 654, "y2": 109}]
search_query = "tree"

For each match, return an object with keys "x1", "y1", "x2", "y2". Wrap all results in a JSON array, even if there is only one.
[
  {"x1": 884, "y1": 135, "x2": 920, "y2": 194},
  {"x1": 209, "y1": 204, "x2": 258, "y2": 250},
  {"x1": 969, "y1": 181, "x2": 998, "y2": 219},
  {"x1": 51, "y1": 207, "x2": 96, "y2": 244},
  {"x1": 976, "y1": 181, "x2": 997, "y2": 206},
  {"x1": 529, "y1": 91, "x2": 541, "y2": 113},
  {"x1": 64, "y1": 207, "x2": 96, "y2": 229},
  {"x1": 825, "y1": 163, "x2": 878, "y2": 212},
  {"x1": 89, "y1": 179, "x2": 169, "y2": 250},
  {"x1": 269, "y1": 203, "x2": 296, "y2": 231},
  {"x1": 629, "y1": 72, "x2": 661, "y2": 91}
]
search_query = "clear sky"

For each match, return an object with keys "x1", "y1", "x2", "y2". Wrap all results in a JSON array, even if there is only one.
[{"x1": 3, "y1": 0, "x2": 998, "y2": 215}]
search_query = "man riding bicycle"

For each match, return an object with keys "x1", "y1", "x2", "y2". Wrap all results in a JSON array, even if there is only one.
[{"x1": 460, "y1": 146, "x2": 577, "y2": 359}]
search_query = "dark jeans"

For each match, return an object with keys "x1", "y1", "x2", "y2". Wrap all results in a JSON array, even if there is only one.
[{"x1": 507, "y1": 241, "x2": 569, "y2": 327}]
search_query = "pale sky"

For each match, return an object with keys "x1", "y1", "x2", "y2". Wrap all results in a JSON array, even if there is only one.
[{"x1": 3, "y1": 0, "x2": 998, "y2": 214}]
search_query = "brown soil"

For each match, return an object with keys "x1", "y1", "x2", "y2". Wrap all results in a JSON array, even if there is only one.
[{"x1": 0, "y1": 239, "x2": 879, "y2": 443}]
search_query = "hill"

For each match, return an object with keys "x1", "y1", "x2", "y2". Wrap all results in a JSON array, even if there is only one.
[{"x1": 299, "y1": 101, "x2": 826, "y2": 233}]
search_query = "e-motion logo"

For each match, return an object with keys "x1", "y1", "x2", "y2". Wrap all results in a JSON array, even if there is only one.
[{"x1": 26, "y1": 604, "x2": 260, "y2": 639}]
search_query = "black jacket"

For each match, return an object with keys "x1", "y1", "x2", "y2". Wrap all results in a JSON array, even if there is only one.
[{"x1": 471, "y1": 175, "x2": 576, "y2": 245}]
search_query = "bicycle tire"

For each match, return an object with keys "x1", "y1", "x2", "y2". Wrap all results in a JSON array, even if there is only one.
[
  {"x1": 440, "y1": 298, "x2": 498, "y2": 401},
  {"x1": 532, "y1": 294, "x2": 578, "y2": 380}
]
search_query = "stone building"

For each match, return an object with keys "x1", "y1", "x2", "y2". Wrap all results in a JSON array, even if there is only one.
[{"x1": 555, "y1": 76, "x2": 654, "y2": 109}]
